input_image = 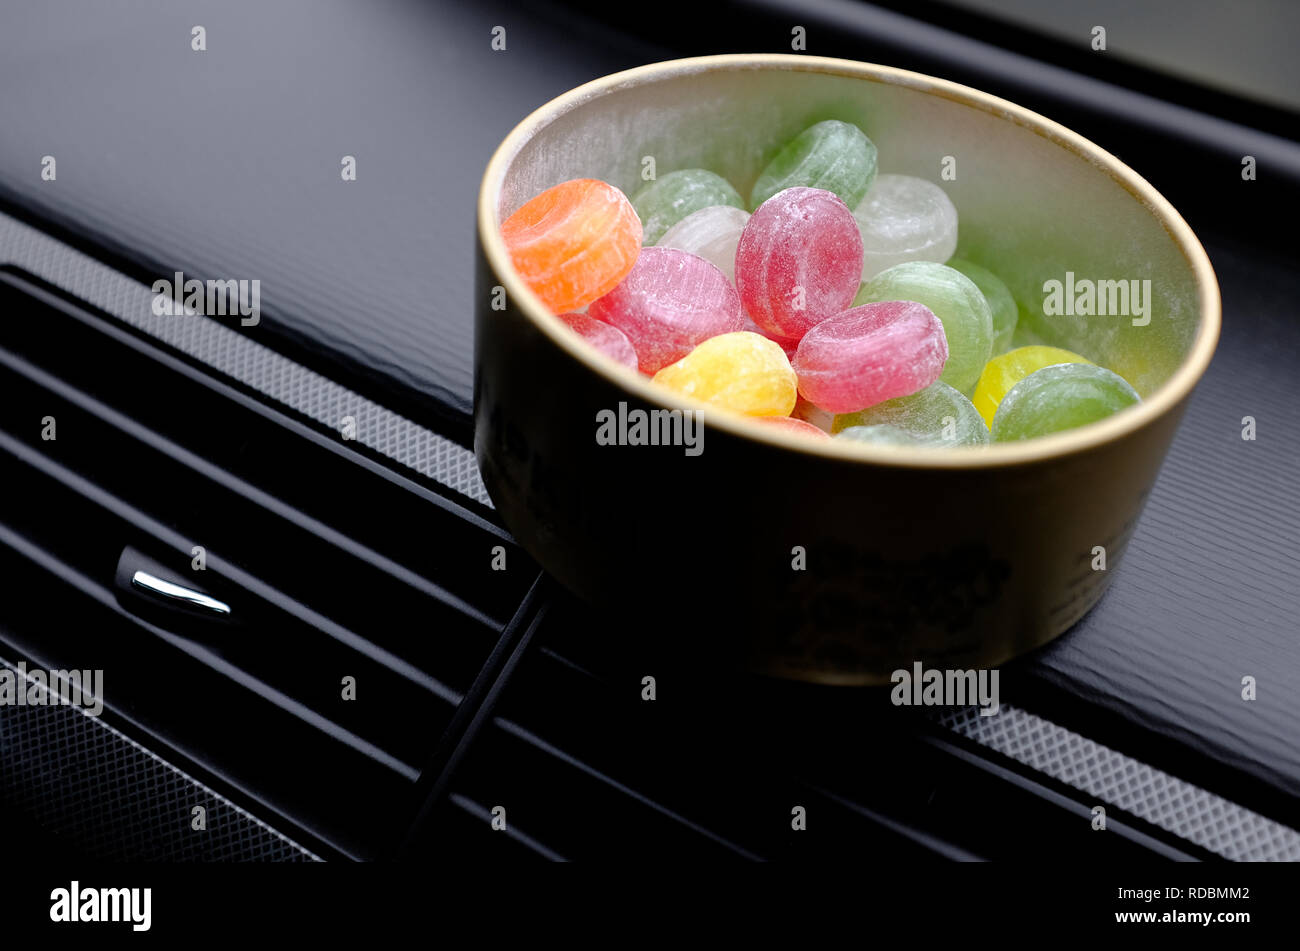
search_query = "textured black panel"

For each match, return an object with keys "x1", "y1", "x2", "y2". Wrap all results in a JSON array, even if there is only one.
[{"x1": 0, "y1": 657, "x2": 321, "y2": 862}]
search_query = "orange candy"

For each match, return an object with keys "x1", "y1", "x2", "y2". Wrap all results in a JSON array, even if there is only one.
[{"x1": 501, "y1": 179, "x2": 642, "y2": 313}]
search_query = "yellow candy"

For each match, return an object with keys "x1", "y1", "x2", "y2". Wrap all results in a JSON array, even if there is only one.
[
  {"x1": 652, "y1": 332, "x2": 797, "y2": 417},
  {"x1": 972, "y1": 346, "x2": 1093, "y2": 425}
]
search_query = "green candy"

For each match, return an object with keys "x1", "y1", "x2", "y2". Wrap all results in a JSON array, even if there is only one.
[
  {"x1": 832, "y1": 381, "x2": 989, "y2": 447},
  {"x1": 854, "y1": 261, "x2": 993, "y2": 395},
  {"x1": 631, "y1": 169, "x2": 744, "y2": 246},
  {"x1": 991, "y1": 363, "x2": 1140, "y2": 441},
  {"x1": 836, "y1": 424, "x2": 923, "y2": 447},
  {"x1": 947, "y1": 258, "x2": 1018, "y2": 356},
  {"x1": 749, "y1": 120, "x2": 878, "y2": 211}
]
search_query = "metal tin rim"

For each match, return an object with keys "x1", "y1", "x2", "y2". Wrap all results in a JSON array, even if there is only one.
[{"x1": 477, "y1": 53, "x2": 1221, "y2": 471}]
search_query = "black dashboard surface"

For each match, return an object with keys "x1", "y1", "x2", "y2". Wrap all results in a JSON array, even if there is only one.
[{"x1": 1, "y1": 0, "x2": 1297, "y2": 835}]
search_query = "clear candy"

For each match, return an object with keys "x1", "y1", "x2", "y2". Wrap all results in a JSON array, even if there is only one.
[
  {"x1": 793, "y1": 300, "x2": 948, "y2": 414},
  {"x1": 749, "y1": 120, "x2": 879, "y2": 211},
  {"x1": 972, "y1": 345, "x2": 1093, "y2": 426},
  {"x1": 947, "y1": 258, "x2": 1019, "y2": 356},
  {"x1": 991, "y1": 363, "x2": 1140, "y2": 441},
  {"x1": 854, "y1": 174, "x2": 958, "y2": 280},
  {"x1": 854, "y1": 261, "x2": 992, "y2": 395},
  {"x1": 652, "y1": 331, "x2": 797, "y2": 417},
  {"x1": 502, "y1": 178, "x2": 641, "y2": 313},
  {"x1": 657, "y1": 204, "x2": 750, "y2": 284},
  {"x1": 589, "y1": 247, "x2": 743, "y2": 374},
  {"x1": 631, "y1": 169, "x2": 745, "y2": 245},
  {"x1": 735, "y1": 187, "x2": 863, "y2": 342},
  {"x1": 832, "y1": 381, "x2": 988, "y2": 447}
]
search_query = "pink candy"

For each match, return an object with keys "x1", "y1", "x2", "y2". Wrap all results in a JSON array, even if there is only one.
[
  {"x1": 556, "y1": 312, "x2": 638, "y2": 370},
  {"x1": 793, "y1": 301, "x2": 949, "y2": 413},
  {"x1": 735, "y1": 187, "x2": 863, "y2": 342},
  {"x1": 589, "y1": 246, "x2": 743, "y2": 374}
]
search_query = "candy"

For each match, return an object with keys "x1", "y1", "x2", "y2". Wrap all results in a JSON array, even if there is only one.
[
  {"x1": 657, "y1": 205, "x2": 750, "y2": 284},
  {"x1": 589, "y1": 247, "x2": 743, "y2": 374},
  {"x1": 501, "y1": 178, "x2": 641, "y2": 313},
  {"x1": 652, "y1": 331, "x2": 797, "y2": 417},
  {"x1": 735, "y1": 187, "x2": 863, "y2": 342},
  {"x1": 749, "y1": 120, "x2": 878, "y2": 211},
  {"x1": 971, "y1": 345, "x2": 1093, "y2": 425},
  {"x1": 854, "y1": 261, "x2": 992, "y2": 395},
  {"x1": 837, "y1": 424, "x2": 923, "y2": 447},
  {"x1": 831, "y1": 381, "x2": 988, "y2": 447},
  {"x1": 555, "y1": 312, "x2": 638, "y2": 370},
  {"x1": 631, "y1": 170, "x2": 745, "y2": 245},
  {"x1": 854, "y1": 174, "x2": 958, "y2": 280},
  {"x1": 753, "y1": 416, "x2": 831, "y2": 438},
  {"x1": 947, "y1": 258, "x2": 1019, "y2": 356},
  {"x1": 793, "y1": 300, "x2": 948, "y2": 414},
  {"x1": 991, "y1": 363, "x2": 1140, "y2": 441}
]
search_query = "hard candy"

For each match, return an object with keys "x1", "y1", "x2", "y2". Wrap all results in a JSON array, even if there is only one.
[
  {"x1": 555, "y1": 312, "x2": 639, "y2": 370},
  {"x1": 972, "y1": 345, "x2": 1093, "y2": 426},
  {"x1": 832, "y1": 381, "x2": 988, "y2": 447},
  {"x1": 854, "y1": 261, "x2": 992, "y2": 395},
  {"x1": 589, "y1": 247, "x2": 743, "y2": 374},
  {"x1": 632, "y1": 169, "x2": 745, "y2": 245},
  {"x1": 501, "y1": 178, "x2": 641, "y2": 313},
  {"x1": 657, "y1": 204, "x2": 750, "y2": 285},
  {"x1": 854, "y1": 174, "x2": 958, "y2": 280},
  {"x1": 947, "y1": 258, "x2": 1019, "y2": 356},
  {"x1": 836, "y1": 424, "x2": 923, "y2": 447},
  {"x1": 749, "y1": 120, "x2": 878, "y2": 211},
  {"x1": 735, "y1": 187, "x2": 863, "y2": 342},
  {"x1": 753, "y1": 416, "x2": 831, "y2": 438},
  {"x1": 793, "y1": 300, "x2": 948, "y2": 414},
  {"x1": 991, "y1": 363, "x2": 1140, "y2": 441},
  {"x1": 652, "y1": 331, "x2": 797, "y2": 417}
]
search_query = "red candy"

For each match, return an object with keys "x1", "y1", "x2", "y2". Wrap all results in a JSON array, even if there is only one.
[
  {"x1": 555, "y1": 312, "x2": 638, "y2": 370},
  {"x1": 734, "y1": 187, "x2": 863, "y2": 343},
  {"x1": 793, "y1": 301, "x2": 949, "y2": 413},
  {"x1": 753, "y1": 416, "x2": 831, "y2": 438},
  {"x1": 589, "y1": 247, "x2": 743, "y2": 374}
]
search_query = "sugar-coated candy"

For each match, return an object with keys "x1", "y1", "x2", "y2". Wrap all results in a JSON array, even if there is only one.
[
  {"x1": 753, "y1": 416, "x2": 831, "y2": 438},
  {"x1": 972, "y1": 345, "x2": 1092, "y2": 426},
  {"x1": 854, "y1": 261, "x2": 992, "y2": 395},
  {"x1": 657, "y1": 205, "x2": 750, "y2": 285},
  {"x1": 502, "y1": 178, "x2": 641, "y2": 313},
  {"x1": 831, "y1": 381, "x2": 988, "y2": 447},
  {"x1": 991, "y1": 363, "x2": 1140, "y2": 441},
  {"x1": 854, "y1": 175, "x2": 958, "y2": 280},
  {"x1": 632, "y1": 170, "x2": 745, "y2": 245},
  {"x1": 837, "y1": 424, "x2": 923, "y2": 446},
  {"x1": 555, "y1": 312, "x2": 638, "y2": 370},
  {"x1": 735, "y1": 187, "x2": 863, "y2": 342},
  {"x1": 947, "y1": 258, "x2": 1019, "y2": 356},
  {"x1": 749, "y1": 120, "x2": 878, "y2": 211},
  {"x1": 589, "y1": 247, "x2": 743, "y2": 374},
  {"x1": 652, "y1": 332, "x2": 797, "y2": 417},
  {"x1": 793, "y1": 300, "x2": 948, "y2": 414}
]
